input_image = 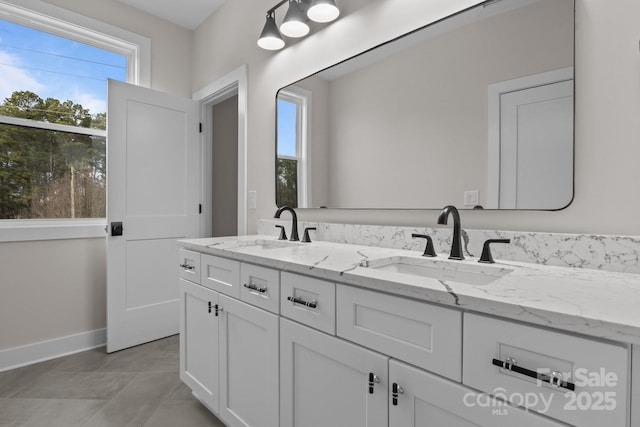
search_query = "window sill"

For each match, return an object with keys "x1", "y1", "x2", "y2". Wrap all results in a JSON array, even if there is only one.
[{"x1": 0, "y1": 219, "x2": 107, "y2": 243}]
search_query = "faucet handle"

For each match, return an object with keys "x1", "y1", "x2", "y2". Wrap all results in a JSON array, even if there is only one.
[
  {"x1": 478, "y1": 239, "x2": 511, "y2": 264},
  {"x1": 411, "y1": 233, "x2": 437, "y2": 257},
  {"x1": 302, "y1": 227, "x2": 316, "y2": 243},
  {"x1": 275, "y1": 225, "x2": 288, "y2": 241}
]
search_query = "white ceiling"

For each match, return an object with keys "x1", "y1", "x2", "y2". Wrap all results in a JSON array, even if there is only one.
[{"x1": 117, "y1": 0, "x2": 226, "y2": 30}]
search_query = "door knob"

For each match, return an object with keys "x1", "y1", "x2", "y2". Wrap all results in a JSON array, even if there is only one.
[{"x1": 111, "y1": 222, "x2": 123, "y2": 236}]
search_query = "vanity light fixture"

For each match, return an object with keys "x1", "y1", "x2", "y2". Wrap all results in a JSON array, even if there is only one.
[
  {"x1": 257, "y1": 0, "x2": 340, "y2": 50},
  {"x1": 280, "y1": 0, "x2": 310, "y2": 38},
  {"x1": 257, "y1": 11, "x2": 285, "y2": 50},
  {"x1": 307, "y1": 0, "x2": 340, "y2": 23}
]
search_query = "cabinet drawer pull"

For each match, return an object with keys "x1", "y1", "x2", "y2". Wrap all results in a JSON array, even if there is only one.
[
  {"x1": 492, "y1": 358, "x2": 575, "y2": 391},
  {"x1": 287, "y1": 296, "x2": 317, "y2": 309},
  {"x1": 179, "y1": 263, "x2": 195, "y2": 270},
  {"x1": 392, "y1": 383, "x2": 404, "y2": 405},
  {"x1": 244, "y1": 283, "x2": 267, "y2": 293},
  {"x1": 368, "y1": 372, "x2": 380, "y2": 394}
]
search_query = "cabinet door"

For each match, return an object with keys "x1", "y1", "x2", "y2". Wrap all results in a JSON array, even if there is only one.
[
  {"x1": 337, "y1": 285, "x2": 462, "y2": 381},
  {"x1": 219, "y1": 295, "x2": 279, "y2": 427},
  {"x1": 464, "y1": 313, "x2": 628, "y2": 427},
  {"x1": 389, "y1": 360, "x2": 565, "y2": 427},
  {"x1": 280, "y1": 318, "x2": 388, "y2": 427},
  {"x1": 179, "y1": 279, "x2": 219, "y2": 413}
]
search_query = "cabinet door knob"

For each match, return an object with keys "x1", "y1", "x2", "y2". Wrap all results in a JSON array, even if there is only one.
[
  {"x1": 392, "y1": 382, "x2": 404, "y2": 405},
  {"x1": 214, "y1": 304, "x2": 223, "y2": 317},
  {"x1": 368, "y1": 373, "x2": 380, "y2": 394}
]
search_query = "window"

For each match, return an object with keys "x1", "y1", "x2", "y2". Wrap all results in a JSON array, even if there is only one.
[
  {"x1": 0, "y1": 0, "x2": 150, "y2": 241},
  {"x1": 276, "y1": 87, "x2": 310, "y2": 208}
]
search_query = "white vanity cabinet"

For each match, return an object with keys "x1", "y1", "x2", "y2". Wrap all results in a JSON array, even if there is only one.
[
  {"x1": 179, "y1": 243, "x2": 634, "y2": 427},
  {"x1": 179, "y1": 278, "x2": 219, "y2": 412},
  {"x1": 336, "y1": 285, "x2": 565, "y2": 426},
  {"x1": 336, "y1": 285, "x2": 462, "y2": 381},
  {"x1": 280, "y1": 272, "x2": 336, "y2": 335},
  {"x1": 389, "y1": 359, "x2": 565, "y2": 427},
  {"x1": 218, "y1": 294, "x2": 279, "y2": 427},
  {"x1": 464, "y1": 313, "x2": 629, "y2": 427},
  {"x1": 280, "y1": 318, "x2": 389, "y2": 427},
  {"x1": 178, "y1": 250, "x2": 280, "y2": 427}
]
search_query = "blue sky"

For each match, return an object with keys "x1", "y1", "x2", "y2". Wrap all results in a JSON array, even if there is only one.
[
  {"x1": 277, "y1": 98, "x2": 296, "y2": 157},
  {"x1": 0, "y1": 18, "x2": 126, "y2": 116}
]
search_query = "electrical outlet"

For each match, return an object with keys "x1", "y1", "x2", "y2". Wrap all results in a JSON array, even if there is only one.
[{"x1": 463, "y1": 190, "x2": 479, "y2": 206}]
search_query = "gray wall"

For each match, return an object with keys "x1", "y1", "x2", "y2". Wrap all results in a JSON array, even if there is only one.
[
  {"x1": 326, "y1": 0, "x2": 572, "y2": 208},
  {"x1": 212, "y1": 95, "x2": 239, "y2": 236},
  {"x1": 193, "y1": 0, "x2": 640, "y2": 236}
]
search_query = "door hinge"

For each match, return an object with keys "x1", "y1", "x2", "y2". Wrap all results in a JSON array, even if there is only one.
[
  {"x1": 199, "y1": 204, "x2": 202, "y2": 214},
  {"x1": 199, "y1": 122, "x2": 202, "y2": 133}
]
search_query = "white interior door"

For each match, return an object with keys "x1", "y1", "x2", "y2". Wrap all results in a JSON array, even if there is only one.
[
  {"x1": 499, "y1": 80, "x2": 573, "y2": 209},
  {"x1": 107, "y1": 80, "x2": 200, "y2": 352}
]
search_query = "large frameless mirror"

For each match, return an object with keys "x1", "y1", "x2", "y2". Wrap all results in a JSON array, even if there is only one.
[{"x1": 276, "y1": 0, "x2": 574, "y2": 210}]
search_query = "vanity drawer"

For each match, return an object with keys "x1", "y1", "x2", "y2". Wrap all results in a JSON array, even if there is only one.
[
  {"x1": 337, "y1": 285, "x2": 462, "y2": 381},
  {"x1": 240, "y1": 263, "x2": 280, "y2": 314},
  {"x1": 463, "y1": 313, "x2": 629, "y2": 427},
  {"x1": 280, "y1": 272, "x2": 335, "y2": 335},
  {"x1": 200, "y1": 254, "x2": 240, "y2": 298},
  {"x1": 178, "y1": 249, "x2": 201, "y2": 283}
]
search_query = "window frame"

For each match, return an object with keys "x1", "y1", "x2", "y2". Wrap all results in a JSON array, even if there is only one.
[
  {"x1": 277, "y1": 86, "x2": 312, "y2": 208},
  {"x1": 0, "y1": 0, "x2": 150, "y2": 242}
]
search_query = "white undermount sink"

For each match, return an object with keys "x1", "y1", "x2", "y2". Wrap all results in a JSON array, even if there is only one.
[{"x1": 365, "y1": 256, "x2": 513, "y2": 286}]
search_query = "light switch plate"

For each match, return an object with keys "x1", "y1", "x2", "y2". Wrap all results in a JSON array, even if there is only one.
[{"x1": 249, "y1": 191, "x2": 257, "y2": 209}]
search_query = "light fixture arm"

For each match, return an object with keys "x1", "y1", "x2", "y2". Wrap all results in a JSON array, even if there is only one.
[{"x1": 266, "y1": 0, "x2": 289, "y2": 16}]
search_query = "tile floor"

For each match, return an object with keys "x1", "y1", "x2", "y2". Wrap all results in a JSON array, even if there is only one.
[{"x1": 0, "y1": 335, "x2": 225, "y2": 427}]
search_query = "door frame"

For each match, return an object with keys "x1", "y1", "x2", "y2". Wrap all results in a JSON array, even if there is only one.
[
  {"x1": 193, "y1": 64, "x2": 248, "y2": 236},
  {"x1": 486, "y1": 66, "x2": 573, "y2": 209}
]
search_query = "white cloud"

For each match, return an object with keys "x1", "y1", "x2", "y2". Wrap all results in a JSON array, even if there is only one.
[
  {"x1": 73, "y1": 91, "x2": 106, "y2": 115},
  {"x1": 0, "y1": 50, "x2": 107, "y2": 115},
  {"x1": 0, "y1": 50, "x2": 45, "y2": 102}
]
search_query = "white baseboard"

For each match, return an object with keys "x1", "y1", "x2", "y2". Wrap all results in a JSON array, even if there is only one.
[{"x1": 0, "y1": 329, "x2": 106, "y2": 372}]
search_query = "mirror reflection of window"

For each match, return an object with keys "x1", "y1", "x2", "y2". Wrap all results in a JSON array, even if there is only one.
[{"x1": 276, "y1": 87, "x2": 311, "y2": 208}]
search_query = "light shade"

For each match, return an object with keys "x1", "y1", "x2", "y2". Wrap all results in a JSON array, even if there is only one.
[
  {"x1": 307, "y1": 0, "x2": 340, "y2": 23},
  {"x1": 258, "y1": 13, "x2": 285, "y2": 50},
  {"x1": 280, "y1": 0, "x2": 310, "y2": 38}
]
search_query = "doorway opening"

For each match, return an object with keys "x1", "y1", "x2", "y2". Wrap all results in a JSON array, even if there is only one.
[
  {"x1": 195, "y1": 65, "x2": 248, "y2": 237},
  {"x1": 211, "y1": 95, "x2": 238, "y2": 236}
]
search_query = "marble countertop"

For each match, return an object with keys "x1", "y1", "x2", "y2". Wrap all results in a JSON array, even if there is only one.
[{"x1": 179, "y1": 235, "x2": 640, "y2": 345}]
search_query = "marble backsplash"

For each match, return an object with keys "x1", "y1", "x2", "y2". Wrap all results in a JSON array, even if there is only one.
[{"x1": 257, "y1": 219, "x2": 640, "y2": 274}]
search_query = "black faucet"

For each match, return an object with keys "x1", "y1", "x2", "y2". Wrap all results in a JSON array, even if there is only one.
[
  {"x1": 274, "y1": 206, "x2": 300, "y2": 241},
  {"x1": 437, "y1": 205, "x2": 464, "y2": 260}
]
